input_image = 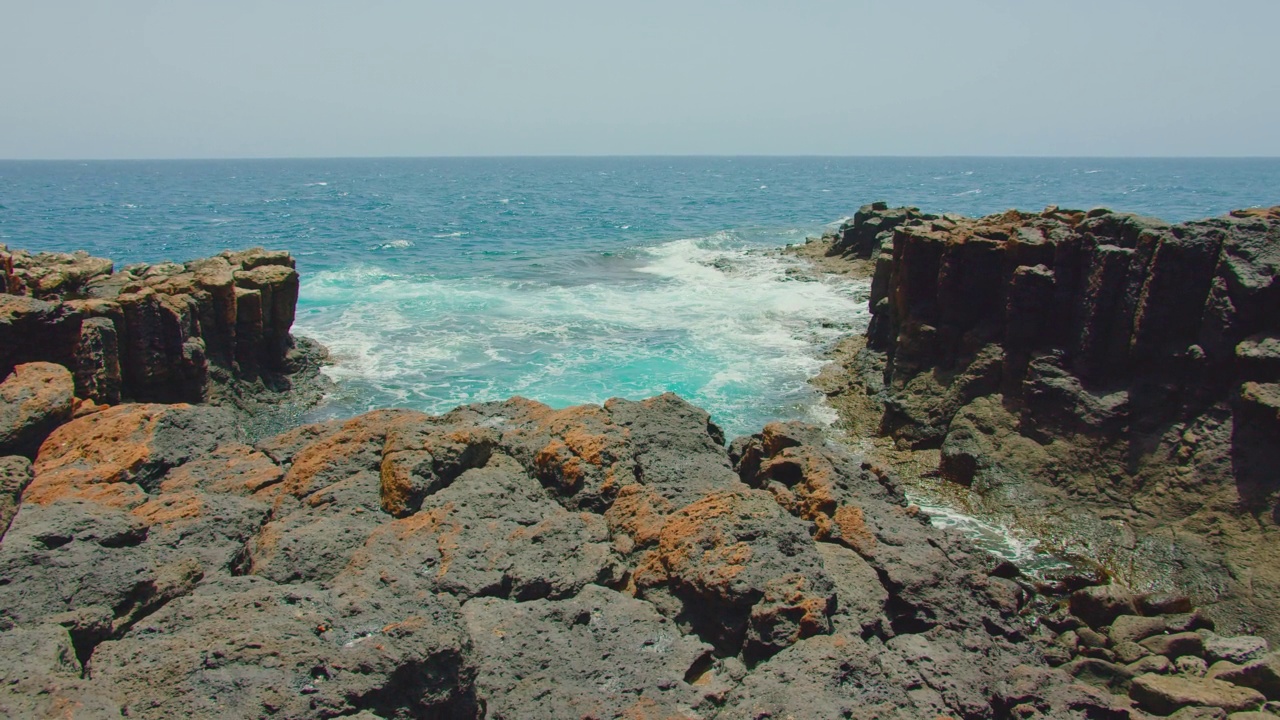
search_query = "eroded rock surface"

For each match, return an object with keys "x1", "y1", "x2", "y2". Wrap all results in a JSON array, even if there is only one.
[
  {"x1": 1, "y1": 244, "x2": 327, "y2": 425},
  {"x1": 0, "y1": 392, "x2": 1141, "y2": 718},
  {"x1": 816, "y1": 203, "x2": 1280, "y2": 643}
]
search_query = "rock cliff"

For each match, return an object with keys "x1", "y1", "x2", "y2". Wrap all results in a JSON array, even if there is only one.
[
  {"x1": 817, "y1": 203, "x2": 1280, "y2": 643},
  {"x1": 0, "y1": 245, "x2": 327, "y2": 457}
]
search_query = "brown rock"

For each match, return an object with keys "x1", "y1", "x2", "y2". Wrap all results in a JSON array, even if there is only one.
[
  {"x1": 1115, "y1": 640, "x2": 1154, "y2": 664},
  {"x1": 0, "y1": 362, "x2": 76, "y2": 457},
  {"x1": 1112, "y1": 614, "x2": 1169, "y2": 645},
  {"x1": 1070, "y1": 584, "x2": 1139, "y2": 629},
  {"x1": 1129, "y1": 673, "x2": 1265, "y2": 715},
  {"x1": 1129, "y1": 655, "x2": 1174, "y2": 675},
  {"x1": 117, "y1": 288, "x2": 208, "y2": 403},
  {"x1": 1142, "y1": 632, "x2": 1207, "y2": 658},
  {"x1": 23, "y1": 403, "x2": 236, "y2": 512},
  {"x1": 1169, "y1": 708, "x2": 1228, "y2": 720},
  {"x1": 1063, "y1": 657, "x2": 1135, "y2": 691},
  {"x1": 1213, "y1": 653, "x2": 1280, "y2": 701},
  {"x1": 1077, "y1": 626, "x2": 1110, "y2": 649},
  {"x1": 9, "y1": 250, "x2": 113, "y2": 298},
  {"x1": 1139, "y1": 593, "x2": 1196, "y2": 616},
  {"x1": 233, "y1": 264, "x2": 299, "y2": 366}
]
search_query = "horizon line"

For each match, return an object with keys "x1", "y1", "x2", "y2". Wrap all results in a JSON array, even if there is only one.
[{"x1": 3, "y1": 153, "x2": 1280, "y2": 163}]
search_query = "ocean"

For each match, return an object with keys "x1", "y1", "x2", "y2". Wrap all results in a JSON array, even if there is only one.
[{"x1": 3, "y1": 156, "x2": 1278, "y2": 440}]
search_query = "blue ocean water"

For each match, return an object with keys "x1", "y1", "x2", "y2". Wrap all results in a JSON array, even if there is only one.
[{"x1": 3, "y1": 157, "x2": 1278, "y2": 438}]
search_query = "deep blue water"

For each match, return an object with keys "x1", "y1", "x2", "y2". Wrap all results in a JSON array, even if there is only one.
[{"x1": 3, "y1": 157, "x2": 1277, "y2": 437}]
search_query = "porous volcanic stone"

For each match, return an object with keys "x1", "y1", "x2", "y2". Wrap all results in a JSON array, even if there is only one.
[{"x1": 0, "y1": 362, "x2": 75, "y2": 458}]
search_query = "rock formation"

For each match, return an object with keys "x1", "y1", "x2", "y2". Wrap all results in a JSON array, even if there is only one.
[
  {"x1": 3, "y1": 391, "x2": 1186, "y2": 719},
  {"x1": 816, "y1": 203, "x2": 1280, "y2": 644},
  {"x1": 0, "y1": 245, "x2": 327, "y2": 457}
]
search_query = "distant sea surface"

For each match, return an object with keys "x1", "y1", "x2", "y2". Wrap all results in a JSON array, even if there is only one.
[{"x1": 3, "y1": 157, "x2": 1277, "y2": 437}]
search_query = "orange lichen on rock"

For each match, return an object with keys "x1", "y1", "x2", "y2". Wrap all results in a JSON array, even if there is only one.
[
  {"x1": 832, "y1": 504, "x2": 876, "y2": 555},
  {"x1": 605, "y1": 483, "x2": 675, "y2": 548},
  {"x1": 381, "y1": 615, "x2": 430, "y2": 638},
  {"x1": 268, "y1": 410, "x2": 418, "y2": 501},
  {"x1": 24, "y1": 404, "x2": 175, "y2": 508},
  {"x1": 159, "y1": 443, "x2": 283, "y2": 496},
  {"x1": 379, "y1": 418, "x2": 496, "y2": 516},
  {"x1": 647, "y1": 492, "x2": 752, "y2": 597},
  {"x1": 751, "y1": 573, "x2": 834, "y2": 642},
  {"x1": 534, "y1": 438, "x2": 585, "y2": 492},
  {"x1": 131, "y1": 491, "x2": 205, "y2": 528}
]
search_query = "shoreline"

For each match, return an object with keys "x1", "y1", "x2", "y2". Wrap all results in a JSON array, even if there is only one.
[
  {"x1": 4, "y1": 222, "x2": 1280, "y2": 717},
  {"x1": 786, "y1": 202, "x2": 1280, "y2": 646}
]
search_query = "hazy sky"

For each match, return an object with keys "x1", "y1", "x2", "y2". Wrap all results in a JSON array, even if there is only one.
[{"x1": 1, "y1": 1, "x2": 1276, "y2": 159}]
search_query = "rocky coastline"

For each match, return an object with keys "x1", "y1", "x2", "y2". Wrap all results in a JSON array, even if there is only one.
[
  {"x1": 2, "y1": 225, "x2": 1279, "y2": 719},
  {"x1": 797, "y1": 204, "x2": 1280, "y2": 637}
]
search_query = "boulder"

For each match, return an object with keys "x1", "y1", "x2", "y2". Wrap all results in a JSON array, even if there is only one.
[
  {"x1": 0, "y1": 362, "x2": 76, "y2": 457},
  {"x1": 1206, "y1": 634, "x2": 1271, "y2": 665},
  {"x1": 1213, "y1": 653, "x2": 1280, "y2": 700},
  {"x1": 1071, "y1": 584, "x2": 1139, "y2": 629},
  {"x1": 1112, "y1": 614, "x2": 1169, "y2": 644},
  {"x1": 1142, "y1": 631, "x2": 1208, "y2": 658},
  {"x1": 1129, "y1": 673, "x2": 1265, "y2": 715}
]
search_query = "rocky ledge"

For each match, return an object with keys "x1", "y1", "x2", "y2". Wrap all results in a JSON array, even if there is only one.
[
  {"x1": 811, "y1": 203, "x2": 1280, "y2": 645},
  {"x1": 0, "y1": 245, "x2": 329, "y2": 458}
]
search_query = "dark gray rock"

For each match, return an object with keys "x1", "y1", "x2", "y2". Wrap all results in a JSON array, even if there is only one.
[
  {"x1": 92, "y1": 576, "x2": 480, "y2": 719},
  {"x1": 343, "y1": 455, "x2": 625, "y2": 603},
  {"x1": 462, "y1": 584, "x2": 710, "y2": 720},
  {"x1": 0, "y1": 623, "x2": 122, "y2": 718},
  {"x1": 0, "y1": 455, "x2": 32, "y2": 540}
]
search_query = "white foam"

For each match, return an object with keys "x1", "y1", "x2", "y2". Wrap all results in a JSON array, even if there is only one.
[
  {"x1": 374, "y1": 239, "x2": 414, "y2": 250},
  {"x1": 295, "y1": 234, "x2": 870, "y2": 434},
  {"x1": 908, "y1": 491, "x2": 1074, "y2": 576}
]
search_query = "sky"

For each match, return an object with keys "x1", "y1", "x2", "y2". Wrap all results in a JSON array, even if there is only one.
[{"x1": 1, "y1": 0, "x2": 1277, "y2": 159}]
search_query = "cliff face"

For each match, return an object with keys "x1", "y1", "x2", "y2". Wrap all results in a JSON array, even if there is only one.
[
  {"x1": 0, "y1": 393, "x2": 1144, "y2": 719},
  {"x1": 824, "y1": 203, "x2": 1280, "y2": 640},
  {"x1": 1, "y1": 245, "x2": 302, "y2": 406}
]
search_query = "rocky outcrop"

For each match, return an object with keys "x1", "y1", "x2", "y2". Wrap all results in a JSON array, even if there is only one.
[
  {"x1": 817, "y1": 203, "x2": 1280, "y2": 643},
  {"x1": 1, "y1": 244, "x2": 329, "y2": 453},
  {"x1": 0, "y1": 392, "x2": 1150, "y2": 719},
  {"x1": 1, "y1": 245, "x2": 313, "y2": 405},
  {"x1": 0, "y1": 362, "x2": 76, "y2": 457}
]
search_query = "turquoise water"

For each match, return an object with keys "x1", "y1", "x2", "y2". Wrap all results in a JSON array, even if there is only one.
[{"x1": 3, "y1": 157, "x2": 1278, "y2": 438}]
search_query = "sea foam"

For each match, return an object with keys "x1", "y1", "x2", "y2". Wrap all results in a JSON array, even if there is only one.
[{"x1": 294, "y1": 232, "x2": 867, "y2": 436}]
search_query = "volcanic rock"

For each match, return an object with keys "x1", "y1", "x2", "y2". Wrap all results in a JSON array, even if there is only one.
[
  {"x1": 0, "y1": 362, "x2": 76, "y2": 457},
  {"x1": 817, "y1": 203, "x2": 1280, "y2": 643},
  {"x1": 1130, "y1": 673, "x2": 1265, "y2": 714},
  {"x1": 0, "y1": 392, "x2": 1107, "y2": 717}
]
